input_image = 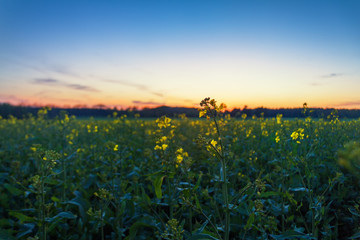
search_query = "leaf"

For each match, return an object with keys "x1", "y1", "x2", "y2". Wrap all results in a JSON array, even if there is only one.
[
  {"x1": 9, "y1": 211, "x2": 33, "y2": 224},
  {"x1": 4, "y1": 183, "x2": 22, "y2": 196},
  {"x1": 47, "y1": 211, "x2": 76, "y2": 222},
  {"x1": 17, "y1": 223, "x2": 35, "y2": 238},
  {"x1": 349, "y1": 207, "x2": 360, "y2": 217},
  {"x1": 141, "y1": 187, "x2": 151, "y2": 205},
  {"x1": 152, "y1": 175, "x2": 165, "y2": 199},
  {"x1": 188, "y1": 233, "x2": 219, "y2": 240},
  {"x1": 51, "y1": 196, "x2": 60, "y2": 202},
  {"x1": 195, "y1": 219, "x2": 209, "y2": 233},
  {"x1": 194, "y1": 174, "x2": 202, "y2": 191},
  {"x1": 125, "y1": 221, "x2": 157, "y2": 240},
  {"x1": 349, "y1": 232, "x2": 360, "y2": 239},
  {"x1": 258, "y1": 191, "x2": 280, "y2": 198},
  {"x1": 195, "y1": 194, "x2": 202, "y2": 211},
  {"x1": 245, "y1": 213, "x2": 255, "y2": 230},
  {"x1": 65, "y1": 191, "x2": 88, "y2": 220},
  {"x1": 0, "y1": 228, "x2": 16, "y2": 240},
  {"x1": 47, "y1": 217, "x2": 63, "y2": 233},
  {"x1": 270, "y1": 230, "x2": 316, "y2": 240},
  {"x1": 289, "y1": 187, "x2": 309, "y2": 192}
]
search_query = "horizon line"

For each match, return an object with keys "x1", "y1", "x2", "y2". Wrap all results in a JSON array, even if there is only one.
[{"x1": 2, "y1": 101, "x2": 360, "y2": 111}]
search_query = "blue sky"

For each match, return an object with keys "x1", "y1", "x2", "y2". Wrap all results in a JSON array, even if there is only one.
[{"x1": 0, "y1": 0, "x2": 359, "y2": 108}]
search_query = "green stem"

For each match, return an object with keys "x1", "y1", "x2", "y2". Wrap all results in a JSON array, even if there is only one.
[
  {"x1": 62, "y1": 158, "x2": 66, "y2": 201},
  {"x1": 40, "y1": 161, "x2": 46, "y2": 240},
  {"x1": 101, "y1": 202, "x2": 104, "y2": 240},
  {"x1": 221, "y1": 159, "x2": 230, "y2": 240},
  {"x1": 189, "y1": 207, "x2": 193, "y2": 234},
  {"x1": 213, "y1": 115, "x2": 230, "y2": 240},
  {"x1": 166, "y1": 175, "x2": 173, "y2": 219}
]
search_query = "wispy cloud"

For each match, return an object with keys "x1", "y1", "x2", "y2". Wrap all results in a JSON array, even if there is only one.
[
  {"x1": 33, "y1": 78, "x2": 99, "y2": 92},
  {"x1": 311, "y1": 72, "x2": 345, "y2": 86},
  {"x1": 6, "y1": 57, "x2": 82, "y2": 79},
  {"x1": 47, "y1": 64, "x2": 81, "y2": 78},
  {"x1": 132, "y1": 100, "x2": 163, "y2": 105},
  {"x1": 103, "y1": 79, "x2": 164, "y2": 97},
  {"x1": 321, "y1": 73, "x2": 343, "y2": 78},
  {"x1": 0, "y1": 94, "x2": 28, "y2": 104},
  {"x1": 34, "y1": 78, "x2": 59, "y2": 84},
  {"x1": 336, "y1": 101, "x2": 360, "y2": 107}
]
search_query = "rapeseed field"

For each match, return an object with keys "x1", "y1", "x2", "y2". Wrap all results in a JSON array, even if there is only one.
[{"x1": 1, "y1": 99, "x2": 360, "y2": 239}]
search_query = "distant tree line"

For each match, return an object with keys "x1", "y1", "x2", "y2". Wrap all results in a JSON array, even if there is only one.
[{"x1": 1, "y1": 103, "x2": 360, "y2": 119}]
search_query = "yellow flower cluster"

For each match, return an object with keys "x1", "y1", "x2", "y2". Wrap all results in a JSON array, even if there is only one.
[
  {"x1": 156, "y1": 116, "x2": 172, "y2": 129},
  {"x1": 275, "y1": 131, "x2": 280, "y2": 143},
  {"x1": 198, "y1": 97, "x2": 226, "y2": 118},
  {"x1": 114, "y1": 144, "x2": 119, "y2": 151},
  {"x1": 154, "y1": 136, "x2": 168, "y2": 151},
  {"x1": 87, "y1": 124, "x2": 98, "y2": 133},
  {"x1": 94, "y1": 188, "x2": 113, "y2": 200},
  {"x1": 206, "y1": 139, "x2": 221, "y2": 156},
  {"x1": 290, "y1": 128, "x2": 305, "y2": 144},
  {"x1": 175, "y1": 148, "x2": 189, "y2": 168}
]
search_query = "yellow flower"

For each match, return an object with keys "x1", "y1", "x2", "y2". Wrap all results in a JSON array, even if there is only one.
[
  {"x1": 114, "y1": 144, "x2": 118, "y2": 151},
  {"x1": 291, "y1": 128, "x2": 305, "y2": 143},
  {"x1": 291, "y1": 131, "x2": 299, "y2": 140},
  {"x1": 199, "y1": 109, "x2": 207, "y2": 118},
  {"x1": 176, "y1": 155, "x2": 183, "y2": 164},
  {"x1": 156, "y1": 116, "x2": 172, "y2": 129},
  {"x1": 175, "y1": 148, "x2": 188, "y2": 168},
  {"x1": 210, "y1": 139, "x2": 217, "y2": 147},
  {"x1": 176, "y1": 148, "x2": 184, "y2": 154},
  {"x1": 154, "y1": 144, "x2": 168, "y2": 151},
  {"x1": 275, "y1": 136, "x2": 280, "y2": 143}
]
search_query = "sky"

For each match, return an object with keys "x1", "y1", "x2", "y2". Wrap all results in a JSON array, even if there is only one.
[{"x1": 0, "y1": 0, "x2": 359, "y2": 109}]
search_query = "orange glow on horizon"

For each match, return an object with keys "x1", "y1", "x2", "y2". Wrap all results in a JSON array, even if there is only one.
[{"x1": 3, "y1": 96, "x2": 360, "y2": 110}]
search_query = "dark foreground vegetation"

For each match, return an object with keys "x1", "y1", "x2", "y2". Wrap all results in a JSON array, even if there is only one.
[{"x1": 1, "y1": 99, "x2": 360, "y2": 239}]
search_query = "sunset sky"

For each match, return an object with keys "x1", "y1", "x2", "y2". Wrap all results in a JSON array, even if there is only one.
[{"x1": 0, "y1": 0, "x2": 359, "y2": 109}]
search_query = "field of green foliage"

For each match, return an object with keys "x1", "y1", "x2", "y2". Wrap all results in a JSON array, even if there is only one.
[{"x1": 2, "y1": 98, "x2": 360, "y2": 240}]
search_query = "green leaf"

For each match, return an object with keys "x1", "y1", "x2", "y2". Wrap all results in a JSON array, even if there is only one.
[
  {"x1": 141, "y1": 187, "x2": 151, "y2": 205},
  {"x1": 47, "y1": 217, "x2": 63, "y2": 233},
  {"x1": 17, "y1": 223, "x2": 35, "y2": 238},
  {"x1": 47, "y1": 211, "x2": 76, "y2": 222},
  {"x1": 65, "y1": 191, "x2": 88, "y2": 220},
  {"x1": 51, "y1": 196, "x2": 60, "y2": 202},
  {"x1": 349, "y1": 207, "x2": 360, "y2": 217},
  {"x1": 270, "y1": 230, "x2": 315, "y2": 239},
  {"x1": 125, "y1": 221, "x2": 157, "y2": 240},
  {"x1": 4, "y1": 183, "x2": 22, "y2": 196},
  {"x1": 195, "y1": 194, "x2": 202, "y2": 211},
  {"x1": 188, "y1": 233, "x2": 219, "y2": 240},
  {"x1": 289, "y1": 187, "x2": 309, "y2": 192},
  {"x1": 0, "y1": 228, "x2": 16, "y2": 240},
  {"x1": 152, "y1": 175, "x2": 165, "y2": 199},
  {"x1": 244, "y1": 213, "x2": 255, "y2": 230},
  {"x1": 195, "y1": 219, "x2": 209, "y2": 233},
  {"x1": 349, "y1": 231, "x2": 360, "y2": 239},
  {"x1": 9, "y1": 211, "x2": 33, "y2": 224},
  {"x1": 258, "y1": 191, "x2": 280, "y2": 198}
]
